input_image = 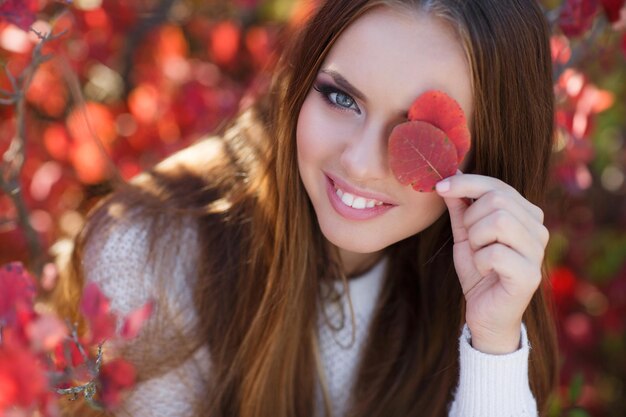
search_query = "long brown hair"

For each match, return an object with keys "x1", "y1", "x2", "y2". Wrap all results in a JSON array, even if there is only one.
[{"x1": 53, "y1": 1, "x2": 558, "y2": 416}]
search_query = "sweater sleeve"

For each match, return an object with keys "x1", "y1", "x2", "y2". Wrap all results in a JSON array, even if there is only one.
[
  {"x1": 82, "y1": 212, "x2": 211, "y2": 417},
  {"x1": 447, "y1": 324, "x2": 537, "y2": 417}
]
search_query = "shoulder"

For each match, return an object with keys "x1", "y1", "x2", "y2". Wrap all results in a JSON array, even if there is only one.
[
  {"x1": 81, "y1": 203, "x2": 199, "y2": 317},
  {"x1": 77, "y1": 139, "x2": 216, "y2": 345},
  {"x1": 80, "y1": 130, "x2": 254, "y2": 314},
  {"x1": 79, "y1": 192, "x2": 205, "y2": 373}
]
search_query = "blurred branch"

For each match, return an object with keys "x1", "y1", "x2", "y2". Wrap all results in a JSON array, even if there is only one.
[
  {"x1": 58, "y1": 57, "x2": 123, "y2": 185},
  {"x1": 55, "y1": 321, "x2": 105, "y2": 409},
  {"x1": 120, "y1": 0, "x2": 179, "y2": 96},
  {"x1": 0, "y1": 28, "x2": 66, "y2": 277}
]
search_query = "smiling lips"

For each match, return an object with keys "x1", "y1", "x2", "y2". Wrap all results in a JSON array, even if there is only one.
[
  {"x1": 325, "y1": 175, "x2": 396, "y2": 221},
  {"x1": 335, "y1": 187, "x2": 386, "y2": 209}
]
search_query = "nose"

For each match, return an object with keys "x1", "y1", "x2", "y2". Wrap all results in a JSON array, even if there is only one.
[{"x1": 340, "y1": 121, "x2": 389, "y2": 181}]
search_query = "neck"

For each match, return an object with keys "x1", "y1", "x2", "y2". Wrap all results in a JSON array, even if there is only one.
[{"x1": 338, "y1": 247, "x2": 385, "y2": 279}]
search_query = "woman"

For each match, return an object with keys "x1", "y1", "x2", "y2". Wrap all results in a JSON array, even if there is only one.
[{"x1": 54, "y1": 0, "x2": 558, "y2": 416}]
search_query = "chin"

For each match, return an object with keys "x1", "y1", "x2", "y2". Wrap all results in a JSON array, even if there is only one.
[{"x1": 318, "y1": 221, "x2": 394, "y2": 254}]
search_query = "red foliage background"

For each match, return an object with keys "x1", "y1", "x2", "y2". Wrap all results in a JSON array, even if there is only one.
[{"x1": 0, "y1": 0, "x2": 625, "y2": 416}]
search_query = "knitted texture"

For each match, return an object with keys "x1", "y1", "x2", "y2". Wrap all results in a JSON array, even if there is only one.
[
  {"x1": 315, "y1": 258, "x2": 387, "y2": 417},
  {"x1": 83, "y1": 217, "x2": 537, "y2": 417},
  {"x1": 448, "y1": 324, "x2": 537, "y2": 417},
  {"x1": 83, "y1": 215, "x2": 211, "y2": 417}
]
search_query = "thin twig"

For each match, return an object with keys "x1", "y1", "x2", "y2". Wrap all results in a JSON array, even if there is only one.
[
  {"x1": 0, "y1": 26, "x2": 68, "y2": 277},
  {"x1": 56, "y1": 321, "x2": 105, "y2": 407},
  {"x1": 56, "y1": 344, "x2": 104, "y2": 408},
  {"x1": 119, "y1": 0, "x2": 178, "y2": 95},
  {"x1": 57, "y1": 57, "x2": 123, "y2": 184}
]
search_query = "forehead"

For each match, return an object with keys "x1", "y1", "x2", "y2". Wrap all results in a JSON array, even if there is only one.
[{"x1": 321, "y1": 6, "x2": 472, "y2": 118}]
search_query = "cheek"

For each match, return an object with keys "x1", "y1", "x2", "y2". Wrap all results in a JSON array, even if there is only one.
[
  {"x1": 403, "y1": 193, "x2": 447, "y2": 231},
  {"x1": 296, "y1": 95, "x2": 336, "y2": 166}
]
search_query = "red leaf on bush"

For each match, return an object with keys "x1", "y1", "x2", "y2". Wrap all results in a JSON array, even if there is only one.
[
  {"x1": 88, "y1": 310, "x2": 117, "y2": 345},
  {"x1": 79, "y1": 282, "x2": 111, "y2": 319},
  {"x1": 600, "y1": 0, "x2": 625, "y2": 22},
  {"x1": 120, "y1": 301, "x2": 154, "y2": 340},
  {"x1": 551, "y1": 35, "x2": 572, "y2": 65},
  {"x1": 550, "y1": 266, "x2": 578, "y2": 301},
  {"x1": 0, "y1": 262, "x2": 36, "y2": 325},
  {"x1": 388, "y1": 90, "x2": 470, "y2": 192},
  {"x1": 80, "y1": 282, "x2": 118, "y2": 344},
  {"x1": 388, "y1": 121, "x2": 457, "y2": 192},
  {"x1": 52, "y1": 340, "x2": 84, "y2": 371},
  {"x1": 26, "y1": 313, "x2": 68, "y2": 351},
  {"x1": 99, "y1": 358, "x2": 136, "y2": 409},
  {"x1": 0, "y1": 341, "x2": 48, "y2": 410},
  {"x1": 559, "y1": 0, "x2": 600, "y2": 38},
  {"x1": 210, "y1": 21, "x2": 240, "y2": 66},
  {"x1": 0, "y1": 0, "x2": 38, "y2": 31}
]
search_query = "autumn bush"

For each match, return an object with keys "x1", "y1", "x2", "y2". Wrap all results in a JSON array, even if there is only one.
[{"x1": 0, "y1": 0, "x2": 625, "y2": 416}]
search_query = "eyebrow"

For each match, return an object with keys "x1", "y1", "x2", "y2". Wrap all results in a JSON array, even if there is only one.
[
  {"x1": 319, "y1": 69, "x2": 367, "y2": 102},
  {"x1": 318, "y1": 68, "x2": 410, "y2": 119}
]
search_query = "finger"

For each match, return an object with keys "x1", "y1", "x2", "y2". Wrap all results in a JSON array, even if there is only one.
[
  {"x1": 442, "y1": 196, "x2": 471, "y2": 244},
  {"x1": 466, "y1": 209, "x2": 547, "y2": 262},
  {"x1": 436, "y1": 174, "x2": 544, "y2": 222},
  {"x1": 462, "y1": 189, "x2": 545, "y2": 234},
  {"x1": 473, "y1": 243, "x2": 543, "y2": 294}
]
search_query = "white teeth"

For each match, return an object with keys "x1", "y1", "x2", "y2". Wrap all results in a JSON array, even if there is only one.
[
  {"x1": 352, "y1": 197, "x2": 367, "y2": 209},
  {"x1": 341, "y1": 193, "x2": 354, "y2": 206},
  {"x1": 335, "y1": 186, "x2": 384, "y2": 209}
]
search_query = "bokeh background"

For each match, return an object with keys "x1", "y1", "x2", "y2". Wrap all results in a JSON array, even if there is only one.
[{"x1": 0, "y1": 0, "x2": 624, "y2": 416}]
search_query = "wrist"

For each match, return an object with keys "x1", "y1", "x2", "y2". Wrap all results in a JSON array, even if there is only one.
[{"x1": 467, "y1": 322, "x2": 522, "y2": 355}]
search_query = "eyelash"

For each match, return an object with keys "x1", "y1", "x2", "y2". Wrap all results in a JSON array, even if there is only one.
[{"x1": 313, "y1": 83, "x2": 361, "y2": 115}]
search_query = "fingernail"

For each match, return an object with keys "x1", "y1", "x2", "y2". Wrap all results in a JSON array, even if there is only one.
[{"x1": 436, "y1": 180, "x2": 450, "y2": 192}]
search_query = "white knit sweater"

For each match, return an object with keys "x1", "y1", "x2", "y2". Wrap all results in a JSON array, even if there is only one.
[{"x1": 83, "y1": 215, "x2": 538, "y2": 417}]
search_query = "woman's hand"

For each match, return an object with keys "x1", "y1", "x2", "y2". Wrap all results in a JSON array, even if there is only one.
[{"x1": 435, "y1": 173, "x2": 549, "y2": 354}]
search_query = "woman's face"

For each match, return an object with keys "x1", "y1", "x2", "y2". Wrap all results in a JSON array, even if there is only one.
[{"x1": 296, "y1": 7, "x2": 472, "y2": 263}]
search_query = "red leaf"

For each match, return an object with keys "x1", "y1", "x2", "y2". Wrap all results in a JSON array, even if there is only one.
[
  {"x1": 52, "y1": 340, "x2": 84, "y2": 371},
  {"x1": 389, "y1": 90, "x2": 471, "y2": 192},
  {"x1": 0, "y1": 341, "x2": 48, "y2": 409},
  {"x1": 88, "y1": 310, "x2": 117, "y2": 344},
  {"x1": 550, "y1": 266, "x2": 578, "y2": 301},
  {"x1": 559, "y1": 0, "x2": 600, "y2": 38},
  {"x1": 388, "y1": 121, "x2": 457, "y2": 192},
  {"x1": 0, "y1": 262, "x2": 36, "y2": 325},
  {"x1": 407, "y1": 90, "x2": 470, "y2": 163},
  {"x1": 26, "y1": 313, "x2": 68, "y2": 351},
  {"x1": 120, "y1": 301, "x2": 154, "y2": 340},
  {"x1": 79, "y1": 282, "x2": 111, "y2": 319},
  {"x1": 600, "y1": 0, "x2": 625, "y2": 22},
  {"x1": 0, "y1": 0, "x2": 38, "y2": 31},
  {"x1": 99, "y1": 358, "x2": 136, "y2": 409},
  {"x1": 79, "y1": 282, "x2": 118, "y2": 344},
  {"x1": 210, "y1": 21, "x2": 240, "y2": 66}
]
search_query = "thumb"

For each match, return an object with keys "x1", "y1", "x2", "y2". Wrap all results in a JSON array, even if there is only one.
[
  {"x1": 436, "y1": 170, "x2": 470, "y2": 243},
  {"x1": 441, "y1": 196, "x2": 470, "y2": 243}
]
